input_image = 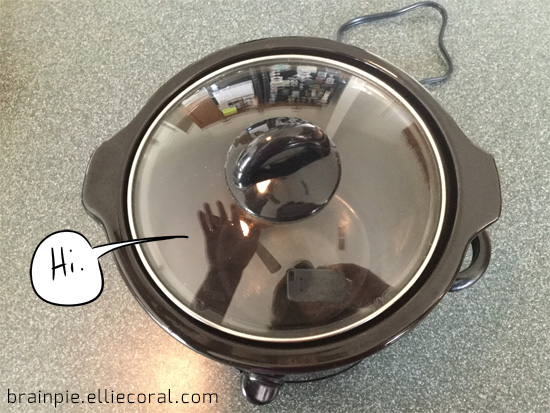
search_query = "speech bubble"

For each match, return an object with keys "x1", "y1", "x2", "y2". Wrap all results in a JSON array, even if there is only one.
[{"x1": 30, "y1": 230, "x2": 187, "y2": 306}]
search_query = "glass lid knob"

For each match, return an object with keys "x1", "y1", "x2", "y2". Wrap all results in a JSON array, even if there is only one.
[{"x1": 225, "y1": 117, "x2": 341, "y2": 222}]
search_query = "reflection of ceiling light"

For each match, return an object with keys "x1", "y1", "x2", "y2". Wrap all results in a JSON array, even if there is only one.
[
  {"x1": 265, "y1": 136, "x2": 272, "y2": 141},
  {"x1": 240, "y1": 220, "x2": 250, "y2": 237},
  {"x1": 256, "y1": 179, "x2": 271, "y2": 194}
]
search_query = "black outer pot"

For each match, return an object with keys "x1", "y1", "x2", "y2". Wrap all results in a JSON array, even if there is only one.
[{"x1": 82, "y1": 37, "x2": 501, "y2": 404}]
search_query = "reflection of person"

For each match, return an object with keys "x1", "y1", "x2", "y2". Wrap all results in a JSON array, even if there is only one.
[
  {"x1": 193, "y1": 201, "x2": 390, "y2": 329},
  {"x1": 271, "y1": 262, "x2": 390, "y2": 329},
  {"x1": 192, "y1": 201, "x2": 260, "y2": 315}
]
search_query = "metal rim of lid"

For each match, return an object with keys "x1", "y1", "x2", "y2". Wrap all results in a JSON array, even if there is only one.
[{"x1": 126, "y1": 53, "x2": 447, "y2": 343}]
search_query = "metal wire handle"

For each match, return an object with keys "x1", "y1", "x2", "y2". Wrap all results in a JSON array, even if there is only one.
[{"x1": 336, "y1": 1, "x2": 453, "y2": 86}]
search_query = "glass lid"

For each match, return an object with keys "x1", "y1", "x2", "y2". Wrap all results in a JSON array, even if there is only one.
[{"x1": 128, "y1": 55, "x2": 446, "y2": 342}]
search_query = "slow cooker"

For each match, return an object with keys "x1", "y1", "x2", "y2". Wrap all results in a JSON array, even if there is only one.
[{"x1": 82, "y1": 36, "x2": 501, "y2": 404}]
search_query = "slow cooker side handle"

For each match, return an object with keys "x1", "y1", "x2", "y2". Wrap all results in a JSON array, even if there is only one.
[
  {"x1": 445, "y1": 122, "x2": 501, "y2": 292},
  {"x1": 450, "y1": 230, "x2": 491, "y2": 291},
  {"x1": 82, "y1": 128, "x2": 134, "y2": 237}
]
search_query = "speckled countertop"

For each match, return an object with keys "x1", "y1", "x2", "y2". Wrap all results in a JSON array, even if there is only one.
[{"x1": 1, "y1": 0, "x2": 549, "y2": 412}]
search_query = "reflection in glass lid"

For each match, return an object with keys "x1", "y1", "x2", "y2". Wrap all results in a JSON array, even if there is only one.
[{"x1": 128, "y1": 55, "x2": 446, "y2": 342}]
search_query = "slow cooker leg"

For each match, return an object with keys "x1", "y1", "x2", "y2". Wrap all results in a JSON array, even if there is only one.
[{"x1": 240, "y1": 372, "x2": 285, "y2": 405}]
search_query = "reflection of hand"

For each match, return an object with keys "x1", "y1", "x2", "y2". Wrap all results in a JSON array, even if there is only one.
[
  {"x1": 198, "y1": 201, "x2": 261, "y2": 276},
  {"x1": 193, "y1": 201, "x2": 261, "y2": 316}
]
